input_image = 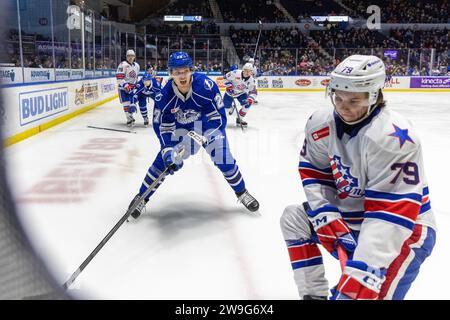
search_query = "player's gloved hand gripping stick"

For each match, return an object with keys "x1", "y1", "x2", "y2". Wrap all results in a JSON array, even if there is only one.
[{"x1": 302, "y1": 202, "x2": 351, "y2": 271}]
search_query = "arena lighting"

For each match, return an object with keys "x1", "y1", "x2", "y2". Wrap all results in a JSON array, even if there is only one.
[{"x1": 163, "y1": 15, "x2": 202, "y2": 22}]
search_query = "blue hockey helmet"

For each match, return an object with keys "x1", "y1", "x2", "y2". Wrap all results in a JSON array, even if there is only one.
[
  {"x1": 230, "y1": 64, "x2": 238, "y2": 71},
  {"x1": 168, "y1": 51, "x2": 193, "y2": 71},
  {"x1": 142, "y1": 72, "x2": 153, "y2": 81}
]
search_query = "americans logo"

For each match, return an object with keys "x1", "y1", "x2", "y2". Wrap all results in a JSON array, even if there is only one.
[{"x1": 329, "y1": 155, "x2": 363, "y2": 199}]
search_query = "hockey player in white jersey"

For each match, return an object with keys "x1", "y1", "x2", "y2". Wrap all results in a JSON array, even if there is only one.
[
  {"x1": 116, "y1": 49, "x2": 140, "y2": 126},
  {"x1": 223, "y1": 63, "x2": 257, "y2": 127},
  {"x1": 247, "y1": 58, "x2": 259, "y2": 104},
  {"x1": 280, "y1": 55, "x2": 436, "y2": 300}
]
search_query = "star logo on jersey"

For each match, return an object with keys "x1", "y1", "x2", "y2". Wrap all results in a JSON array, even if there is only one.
[
  {"x1": 388, "y1": 124, "x2": 414, "y2": 148},
  {"x1": 329, "y1": 155, "x2": 363, "y2": 199}
]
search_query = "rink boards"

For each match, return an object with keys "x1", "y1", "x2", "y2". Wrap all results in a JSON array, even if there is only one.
[
  {"x1": 1, "y1": 75, "x2": 448, "y2": 146},
  {"x1": 1, "y1": 77, "x2": 118, "y2": 146}
]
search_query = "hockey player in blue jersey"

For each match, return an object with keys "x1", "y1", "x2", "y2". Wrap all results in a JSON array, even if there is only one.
[
  {"x1": 127, "y1": 51, "x2": 260, "y2": 219},
  {"x1": 130, "y1": 71, "x2": 162, "y2": 126}
]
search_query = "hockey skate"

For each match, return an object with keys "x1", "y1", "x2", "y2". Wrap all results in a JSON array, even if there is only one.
[
  {"x1": 127, "y1": 194, "x2": 148, "y2": 220},
  {"x1": 126, "y1": 113, "x2": 135, "y2": 127},
  {"x1": 236, "y1": 189, "x2": 259, "y2": 212},
  {"x1": 143, "y1": 117, "x2": 149, "y2": 127},
  {"x1": 236, "y1": 117, "x2": 248, "y2": 127}
]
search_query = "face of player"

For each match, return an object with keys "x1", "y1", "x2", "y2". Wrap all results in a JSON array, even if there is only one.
[
  {"x1": 171, "y1": 67, "x2": 192, "y2": 94},
  {"x1": 143, "y1": 80, "x2": 151, "y2": 87},
  {"x1": 333, "y1": 90, "x2": 369, "y2": 123},
  {"x1": 127, "y1": 55, "x2": 135, "y2": 64},
  {"x1": 243, "y1": 69, "x2": 252, "y2": 78}
]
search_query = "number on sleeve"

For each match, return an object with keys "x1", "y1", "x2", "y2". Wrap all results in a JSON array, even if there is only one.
[{"x1": 390, "y1": 162, "x2": 419, "y2": 185}]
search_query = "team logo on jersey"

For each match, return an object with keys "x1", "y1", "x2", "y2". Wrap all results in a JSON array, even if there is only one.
[
  {"x1": 204, "y1": 79, "x2": 214, "y2": 91},
  {"x1": 175, "y1": 109, "x2": 201, "y2": 124},
  {"x1": 329, "y1": 155, "x2": 363, "y2": 199},
  {"x1": 129, "y1": 70, "x2": 137, "y2": 79},
  {"x1": 155, "y1": 93, "x2": 162, "y2": 101}
]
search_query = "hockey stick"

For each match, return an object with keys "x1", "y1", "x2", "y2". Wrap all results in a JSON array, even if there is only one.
[
  {"x1": 62, "y1": 147, "x2": 185, "y2": 290},
  {"x1": 337, "y1": 245, "x2": 348, "y2": 272},
  {"x1": 87, "y1": 125, "x2": 137, "y2": 134},
  {"x1": 253, "y1": 20, "x2": 263, "y2": 60}
]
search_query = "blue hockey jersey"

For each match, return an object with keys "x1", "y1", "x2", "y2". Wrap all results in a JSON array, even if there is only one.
[
  {"x1": 154, "y1": 73, "x2": 225, "y2": 148},
  {"x1": 133, "y1": 77, "x2": 162, "y2": 99}
]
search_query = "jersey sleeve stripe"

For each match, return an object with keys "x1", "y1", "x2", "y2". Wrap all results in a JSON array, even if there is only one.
[
  {"x1": 365, "y1": 199, "x2": 420, "y2": 221},
  {"x1": 365, "y1": 189, "x2": 422, "y2": 203},
  {"x1": 298, "y1": 161, "x2": 332, "y2": 174},
  {"x1": 307, "y1": 204, "x2": 340, "y2": 218},
  {"x1": 364, "y1": 211, "x2": 415, "y2": 230},
  {"x1": 299, "y1": 168, "x2": 334, "y2": 181},
  {"x1": 302, "y1": 179, "x2": 336, "y2": 189},
  {"x1": 420, "y1": 201, "x2": 431, "y2": 214}
]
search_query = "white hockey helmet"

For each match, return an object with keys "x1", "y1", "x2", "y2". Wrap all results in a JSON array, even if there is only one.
[
  {"x1": 126, "y1": 49, "x2": 136, "y2": 57},
  {"x1": 328, "y1": 55, "x2": 386, "y2": 106},
  {"x1": 243, "y1": 62, "x2": 253, "y2": 71},
  {"x1": 248, "y1": 58, "x2": 255, "y2": 64}
]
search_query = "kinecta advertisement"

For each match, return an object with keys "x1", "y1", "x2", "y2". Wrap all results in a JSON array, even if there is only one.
[{"x1": 1, "y1": 77, "x2": 117, "y2": 140}]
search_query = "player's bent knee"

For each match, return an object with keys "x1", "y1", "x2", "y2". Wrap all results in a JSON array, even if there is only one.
[{"x1": 280, "y1": 204, "x2": 311, "y2": 238}]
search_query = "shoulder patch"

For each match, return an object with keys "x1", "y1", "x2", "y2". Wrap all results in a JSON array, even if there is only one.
[
  {"x1": 312, "y1": 127, "x2": 330, "y2": 141},
  {"x1": 204, "y1": 79, "x2": 214, "y2": 91}
]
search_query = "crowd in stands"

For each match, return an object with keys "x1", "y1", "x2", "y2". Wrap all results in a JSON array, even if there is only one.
[
  {"x1": 281, "y1": 0, "x2": 348, "y2": 21},
  {"x1": 146, "y1": 22, "x2": 220, "y2": 36},
  {"x1": 341, "y1": 0, "x2": 449, "y2": 23},
  {"x1": 161, "y1": 0, "x2": 212, "y2": 18},
  {"x1": 231, "y1": 26, "x2": 450, "y2": 76},
  {"x1": 220, "y1": 0, "x2": 289, "y2": 23}
]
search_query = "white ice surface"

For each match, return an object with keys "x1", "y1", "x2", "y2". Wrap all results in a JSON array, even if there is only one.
[{"x1": 4, "y1": 91, "x2": 450, "y2": 299}]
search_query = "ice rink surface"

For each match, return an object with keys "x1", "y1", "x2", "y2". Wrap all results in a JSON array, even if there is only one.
[{"x1": 4, "y1": 91, "x2": 450, "y2": 299}]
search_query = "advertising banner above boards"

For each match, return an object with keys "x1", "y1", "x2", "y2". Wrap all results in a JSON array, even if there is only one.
[
  {"x1": 2, "y1": 77, "x2": 118, "y2": 144},
  {"x1": 410, "y1": 76, "x2": 450, "y2": 89},
  {"x1": 0, "y1": 67, "x2": 24, "y2": 84},
  {"x1": 24, "y1": 68, "x2": 55, "y2": 83}
]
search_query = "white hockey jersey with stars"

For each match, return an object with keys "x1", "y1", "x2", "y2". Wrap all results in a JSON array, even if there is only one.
[
  {"x1": 298, "y1": 106, "x2": 436, "y2": 269},
  {"x1": 223, "y1": 69, "x2": 256, "y2": 98},
  {"x1": 116, "y1": 61, "x2": 140, "y2": 90}
]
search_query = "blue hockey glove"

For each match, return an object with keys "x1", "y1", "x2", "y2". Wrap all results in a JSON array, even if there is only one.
[{"x1": 162, "y1": 147, "x2": 183, "y2": 175}]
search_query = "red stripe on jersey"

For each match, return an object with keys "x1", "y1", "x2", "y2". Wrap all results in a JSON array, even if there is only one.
[
  {"x1": 365, "y1": 199, "x2": 420, "y2": 221},
  {"x1": 288, "y1": 243, "x2": 322, "y2": 262},
  {"x1": 116, "y1": 74, "x2": 125, "y2": 79},
  {"x1": 299, "y1": 168, "x2": 334, "y2": 181},
  {"x1": 337, "y1": 274, "x2": 379, "y2": 300},
  {"x1": 312, "y1": 127, "x2": 330, "y2": 141},
  {"x1": 379, "y1": 224, "x2": 423, "y2": 299},
  {"x1": 422, "y1": 196, "x2": 429, "y2": 204}
]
